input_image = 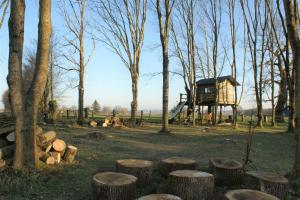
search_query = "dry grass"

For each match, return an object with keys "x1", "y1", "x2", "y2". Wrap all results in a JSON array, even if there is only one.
[{"x1": 0, "y1": 123, "x2": 295, "y2": 199}]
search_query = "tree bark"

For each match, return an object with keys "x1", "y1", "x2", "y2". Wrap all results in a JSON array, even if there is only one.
[
  {"x1": 7, "y1": 0, "x2": 25, "y2": 169},
  {"x1": 169, "y1": 170, "x2": 214, "y2": 200},
  {"x1": 131, "y1": 73, "x2": 138, "y2": 123},
  {"x1": 23, "y1": 0, "x2": 52, "y2": 168},
  {"x1": 283, "y1": 0, "x2": 300, "y2": 171}
]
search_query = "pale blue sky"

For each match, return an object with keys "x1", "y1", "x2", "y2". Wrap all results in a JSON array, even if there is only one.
[{"x1": 0, "y1": 1, "x2": 257, "y2": 111}]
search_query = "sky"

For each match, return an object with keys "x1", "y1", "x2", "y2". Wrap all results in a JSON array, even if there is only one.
[{"x1": 0, "y1": 1, "x2": 258, "y2": 112}]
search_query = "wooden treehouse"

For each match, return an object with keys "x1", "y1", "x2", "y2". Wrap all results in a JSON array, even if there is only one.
[{"x1": 170, "y1": 75, "x2": 240, "y2": 123}]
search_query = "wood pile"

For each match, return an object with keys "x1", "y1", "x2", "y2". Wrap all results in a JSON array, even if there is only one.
[
  {"x1": 101, "y1": 117, "x2": 123, "y2": 128},
  {"x1": 0, "y1": 113, "x2": 15, "y2": 171},
  {"x1": 36, "y1": 131, "x2": 78, "y2": 165}
]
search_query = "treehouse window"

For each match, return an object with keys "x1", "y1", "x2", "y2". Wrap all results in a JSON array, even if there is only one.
[{"x1": 204, "y1": 87, "x2": 214, "y2": 94}]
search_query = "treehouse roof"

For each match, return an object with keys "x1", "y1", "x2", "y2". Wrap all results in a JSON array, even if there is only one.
[{"x1": 196, "y1": 75, "x2": 240, "y2": 86}]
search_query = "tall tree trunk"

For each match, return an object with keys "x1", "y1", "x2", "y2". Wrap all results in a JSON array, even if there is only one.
[
  {"x1": 24, "y1": 0, "x2": 52, "y2": 168},
  {"x1": 7, "y1": 0, "x2": 26, "y2": 169},
  {"x1": 161, "y1": 49, "x2": 170, "y2": 132},
  {"x1": 275, "y1": 56, "x2": 288, "y2": 123},
  {"x1": 131, "y1": 73, "x2": 138, "y2": 123},
  {"x1": 283, "y1": 0, "x2": 300, "y2": 171},
  {"x1": 77, "y1": 0, "x2": 85, "y2": 125}
]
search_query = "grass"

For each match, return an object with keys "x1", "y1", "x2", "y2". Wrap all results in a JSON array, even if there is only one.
[{"x1": 0, "y1": 122, "x2": 295, "y2": 199}]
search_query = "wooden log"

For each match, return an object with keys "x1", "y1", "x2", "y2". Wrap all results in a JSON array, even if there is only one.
[
  {"x1": 209, "y1": 158, "x2": 244, "y2": 185},
  {"x1": 0, "y1": 126, "x2": 15, "y2": 136},
  {"x1": 63, "y1": 145, "x2": 78, "y2": 163},
  {"x1": 91, "y1": 172, "x2": 137, "y2": 200},
  {"x1": 246, "y1": 171, "x2": 289, "y2": 200},
  {"x1": 38, "y1": 131, "x2": 56, "y2": 145},
  {"x1": 50, "y1": 151, "x2": 61, "y2": 164},
  {"x1": 89, "y1": 120, "x2": 97, "y2": 128},
  {"x1": 225, "y1": 189, "x2": 280, "y2": 200},
  {"x1": 0, "y1": 145, "x2": 15, "y2": 159},
  {"x1": 137, "y1": 194, "x2": 182, "y2": 200},
  {"x1": 160, "y1": 157, "x2": 197, "y2": 176},
  {"x1": 169, "y1": 170, "x2": 214, "y2": 200},
  {"x1": 116, "y1": 159, "x2": 153, "y2": 187},
  {"x1": 40, "y1": 154, "x2": 55, "y2": 165},
  {"x1": 52, "y1": 139, "x2": 66, "y2": 152},
  {"x1": 6, "y1": 132, "x2": 15, "y2": 142}
]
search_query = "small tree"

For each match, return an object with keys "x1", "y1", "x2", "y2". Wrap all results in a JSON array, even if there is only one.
[{"x1": 92, "y1": 100, "x2": 101, "y2": 114}]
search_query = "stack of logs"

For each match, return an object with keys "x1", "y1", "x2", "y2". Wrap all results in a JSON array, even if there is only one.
[
  {"x1": 37, "y1": 130, "x2": 78, "y2": 165},
  {"x1": 0, "y1": 113, "x2": 15, "y2": 171}
]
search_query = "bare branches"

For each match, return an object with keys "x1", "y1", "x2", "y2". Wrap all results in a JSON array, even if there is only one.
[{"x1": 0, "y1": 0, "x2": 9, "y2": 30}]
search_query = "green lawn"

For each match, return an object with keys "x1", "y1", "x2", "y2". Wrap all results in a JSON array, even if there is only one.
[{"x1": 0, "y1": 123, "x2": 295, "y2": 199}]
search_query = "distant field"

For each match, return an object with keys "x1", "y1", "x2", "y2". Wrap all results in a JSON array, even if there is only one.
[{"x1": 0, "y1": 122, "x2": 295, "y2": 199}]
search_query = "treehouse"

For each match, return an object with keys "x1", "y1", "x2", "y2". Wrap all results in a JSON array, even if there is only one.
[
  {"x1": 170, "y1": 75, "x2": 240, "y2": 123},
  {"x1": 196, "y1": 75, "x2": 240, "y2": 106}
]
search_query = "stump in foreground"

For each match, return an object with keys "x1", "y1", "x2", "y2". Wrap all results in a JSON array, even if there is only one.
[
  {"x1": 225, "y1": 189, "x2": 280, "y2": 200},
  {"x1": 209, "y1": 158, "x2": 243, "y2": 185},
  {"x1": 137, "y1": 194, "x2": 182, "y2": 200},
  {"x1": 116, "y1": 159, "x2": 153, "y2": 187},
  {"x1": 91, "y1": 172, "x2": 137, "y2": 200},
  {"x1": 246, "y1": 171, "x2": 289, "y2": 200},
  {"x1": 160, "y1": 157, "x2": 197, "y2": 176},
  {"x1": 169, "y1": 170, "x2": 214, "y2": 200}
]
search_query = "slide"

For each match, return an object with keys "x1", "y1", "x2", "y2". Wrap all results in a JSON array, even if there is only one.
[{"x1": 169, "y1": 101, "x2": 187, "y2": 122}]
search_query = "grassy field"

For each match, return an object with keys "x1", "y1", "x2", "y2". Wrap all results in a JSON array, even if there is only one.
[{"x1": 0, "y1": 122, "x2": 295, "y2": 199}]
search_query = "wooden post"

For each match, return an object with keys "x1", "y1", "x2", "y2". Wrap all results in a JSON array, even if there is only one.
[
  {"x1": 67, "y1": 110, "x2": 70, "y2": 119},
  {"x1": 112, "y1": 109, "x2": 116, "y2": 117},
  {"x1": 84, "y1": 108, "x2": 89, "y2": 119},
  {"x1": 92, "y1": 111, "x2": 94, "y2": 118},
  {"x1": 241, "y1": 114, "x2": 244, "y2": 122},
  {"x1": 263, "y1": 115, "x2": 268, "y2": 123},
  {"x1": 140, "y1": 110, "x2": 144, "y2": 126},
  {"x1": 219, "y1": 105, "x2": 223, "y2": 124},
  {"x1": 148, "y1": 110, "x2": 151, "y2": 119}
]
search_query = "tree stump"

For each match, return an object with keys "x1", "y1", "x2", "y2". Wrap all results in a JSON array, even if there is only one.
[
  {"x1": 209, "y1": 158, "x2": 243, "y2": 185},
  {"x1": 91, "y1": 172, "x2": 137, "y2": 200},
  {"x1": 160, "y1": 157, "x2": 197, "y2": 176},
  {"x1": 168, "y1": 170, "x2": 214, "y2": 200},
  {"x1": 137, "y1": 194, "x2": 182, "y2": 200},
  {"x1": 116, "y1": 159, "x2": 153, "y2": 187},
  {"x1": 225, "y1": 189, "x2": 280, "y2": 200},
  {"x1": 246, "y1": 171, "x2": 289, "y2": 200}
]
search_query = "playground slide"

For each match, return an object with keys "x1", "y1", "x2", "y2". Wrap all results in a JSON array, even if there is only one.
[{"x1": 169, "y1": 101, "x2": 187, "y2": 121}]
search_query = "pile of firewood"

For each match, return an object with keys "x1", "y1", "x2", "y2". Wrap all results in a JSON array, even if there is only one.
[
  {"x1": 101, "y1": 117, "x2": 122, "y2": 128},
  {"x1": 0, "y1": 113, "x2": 15, "y2": 171},
  {"x1": 37, "y1": 130, "x2": 78, "y2": 165}
]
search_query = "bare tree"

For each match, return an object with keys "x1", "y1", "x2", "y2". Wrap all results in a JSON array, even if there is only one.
[
  {"x1": 171, "y1": 0, "x2": 197, "y2": 126},
  {"x1": 60, "y1": 0, "x2": 93, "y2": 125},
  {"x1": 156, "y1": 0, "x2": 175, "y2": 132},
  {"x1": 240, "y1": 0, "x2": 269, "y2": 127},
  {"x1": 92, "y1": 0, "x2": 147, "y2": 123},
  {"x1": 7, "y1": 0, "x2": 52, "y2": 168},
  {"x1": 0, "y1": 0, "x2": 9, "y2": 30},
  {"x1": 282, "y1": 0, "x2": 300, "y2": 171}
]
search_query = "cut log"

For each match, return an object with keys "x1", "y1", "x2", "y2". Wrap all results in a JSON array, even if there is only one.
[
  {"x1": 137, "y1": 194, "x2": 182, "y2": 200},
  {"x1": 91, "y1": 172, "x2": 137, "y2": 200},
  {"x1": 38, "y1": 131, "x2": 56, "y2": 145},
  {"x1": 225, "y1": 189, "x2": 280, "y2": 200},
  {"x1": 89, "y1": 120, "x2": 98, "y2": 128},
  {"x1": 50, "y1": 151, "x2": 61, "y2": 164},
  {"x1": 40, "y1": 154, "x2": 55, "y2": 165},
  {"x1": 169, "y1": 170, "x2": 214, "y2": 200},
  {"x1": 0, "y1": 126, "x2": 15, "y2": 136},
  {"x1": 52, "y1": 139, "x2": 66, "y2": 152},
  {"x1": 6, "y1": 132, "x2": 15, "y2": 142},
  {"x1": 246, "y1": 171, "x2": 289, "y2": 200},
  {"x1": 63, "y1": 145, "x2": 78, "y2": 163},
  {"x1": 116, "y1": 159, "x2": 153, "y2": 187},
  {"x1": 160, "y1": 157, "x2": 197, "y2": 176},
  {"x1": 0, "y1": 145, "x2": 15, "y2": 159},
  {"x1": 209, "y1": 158, "x2": 244, "y2": 185}
]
